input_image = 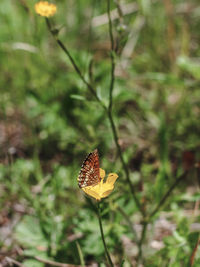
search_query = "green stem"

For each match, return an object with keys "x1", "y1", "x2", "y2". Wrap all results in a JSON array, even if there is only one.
[
  {"x1": 106, "y1": 0, "x2": 143, "y2": 215},
  {"x1": 107, "y1": 111, "x2": 144, "y2": 214},
  {"x1": 137, "y1": 170, "x2": 189, "y2": 264},
  {"x1": 46, "y1": 13, "x2": 143, "y2": 215},
  {"x1": 189, "y1": 233, "x2": 200, "y2": 266},
  {"x1": 45, "y1": 18, "x2": 106, "y2": 111},
  {"x1": 117, "y1": 205, "x2": 139, "y2": 243},
  {"x1": 76, "y1": 241, "x2": 85, "y2": 267},
  {"x1": 97, "y1": 202, "x2": 114, "y2": 267},
  {"x1": 106, "y1": 0, "x2": 115, "y2": 113},
  {"x1": 150, "y1": 170, "x2": 188, "y2": 218},
  {"x1": 137, "y1": 220, "x2": 148, "y2": 264},
  {"x1": 107, "y1": 0, "x2": 115, "y2": 52},
  {"x1": 46, "y1": 12, "x2": 143, "y2": 214}
]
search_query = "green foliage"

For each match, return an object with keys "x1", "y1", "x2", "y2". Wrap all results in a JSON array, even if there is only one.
[
  {"x1": 0, "y1": 0, "x2": 200, "y2": 266},
  {"x1": 15, "y1": 216, "x2": 48, "y2": 256}
]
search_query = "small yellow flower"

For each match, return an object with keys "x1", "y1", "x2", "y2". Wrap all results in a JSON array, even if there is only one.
[
  {"x1": 82, "y1": 168, "x2": 118, "y2": 201},
  {"x1": 35, "y1": 1, "x2": 57, "y2": 17}
]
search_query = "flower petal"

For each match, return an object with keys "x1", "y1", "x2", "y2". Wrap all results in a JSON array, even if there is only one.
[
  {"x1": 100, "y1": 182, "x2": 115, "y2": 198},
  {"x1": 100, "y1": 168, "x2": 105, "y2": 179},
  {"x1": 106, "y1": 173, "x2": 118, "y2": 185},
  {"x1": 101, "y1": 189, "x2": 114, "y2": 198},
  {"x1": 82, "y1": 186, "x2": 101, "y2": 201},
  {"x1": 80, "y1": 169, "x2": 118, "y2": 201},
  {"x1": 35, "y1": 1, "x2": 57, "y2": 17}
]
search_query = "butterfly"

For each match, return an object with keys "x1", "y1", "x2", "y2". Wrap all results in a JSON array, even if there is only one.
[{"x1": 78, "y1": 149, "x2": 100, "y2": 188}]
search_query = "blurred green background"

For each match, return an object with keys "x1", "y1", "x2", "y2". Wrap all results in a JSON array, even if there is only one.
[{"x1": 0, "y1": 0, "x2": 200, "y2": 266}]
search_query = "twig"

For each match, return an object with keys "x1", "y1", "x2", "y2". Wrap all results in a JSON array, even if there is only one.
[
  {"x1": 97, "y1": 202, "x2": 114, "y2": 267},
  {"x1": 189, "y1": 235, "x2": 200, "y2": 266},
  {"x1": 5, "y1": 257, "x2": 26, "y2": 267}
]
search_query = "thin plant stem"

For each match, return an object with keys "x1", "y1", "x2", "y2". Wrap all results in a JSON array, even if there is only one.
[
  {"x1": 42, "y1": 11, "x2": 190, "y2": 267},
  {"x1": 46, "y1": 12, "x2": 143, "y2": 215},
  {"x1": 117, "y1": 205, "x2": 139, "y2": 243},
  {"x1": 45, "y1": 18, "x2": 106, "y2": 111},
  {"x1": 106, "y1": 0, "x2": 115, "y2": 112},
  {"x1": 136, "y1": 170, "x2": 189, "y2": 263},
  {"x1": 107, "y1": 0, "x2": 115, "y2": 51},
  {"x1": 106, "y1": 0, "x2": 143, "y2": 215},
  {"x1": 108, "y1": 112, "x2": 144, "y2": 214},
  {"x1": 149, "y1": 170, "x2": 188, "y2": 218},
  {"x1": 44, "y1": 9, "x2": 192, "y2": 267},
  {"x1": 115, "y1": 0, "x2": 124, "y2": 22},
  {"x1": 76, "y1": 241, "x2": 85, "y2": 267},
  {"x1": 97, "y1": 202, "x2": 114, "y2": 267},
  {"x1": 45, "y1": 14, "x2": 143, "y2": 217},
  {"x1": 137, "y1": 220, "x2": 148, "y2": 264},
  {"x1": 189, "y1": 234, "x2": 200, "y2": 266}
]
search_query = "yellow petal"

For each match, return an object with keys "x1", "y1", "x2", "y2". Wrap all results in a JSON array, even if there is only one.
[
  {"x1": 80, "y1": 169, "x2": 118, "y2": 201},
  {"x1": 100, "y1": 168, "x2": 105, "y2": 179},
  {"x1": 106, "y1": 173, "x2": 118, "y2": 185},
  {"x1": 82, "y1": 186, "x2": 101, "y2": 201},
  {"x1": 35, "y1": 1, "x2": 57, "y2": 17},
  {"x1": 101, "y1": 182, "x2": 114, "y2": 197},
  {"x1": 101, "y1": 189, "x2": 114, "y2": 198}
]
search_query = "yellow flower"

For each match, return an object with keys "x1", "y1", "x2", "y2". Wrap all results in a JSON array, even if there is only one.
[
  {"x1": 35, "y1": 1, "x2": 57, "y2": 17},
  {"x1": 82, "y1": 168, "x2": 118, "y2": 201}
]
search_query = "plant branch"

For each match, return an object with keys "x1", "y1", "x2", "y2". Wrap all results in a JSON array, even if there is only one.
[
  {"x1": 150, "y1": 170, "x2": 189, "y2": 218},
  {"x1": 189, "y1": 234, "x2": 200, "y2": 266},
  {"x1": 107, "y1": 112, "x2": 144, "y2": 214},
  {"x1": 136, "y1": 220, "x2": 148, "y2": 265},
  {"x1": 117, "y1": 204, "x2": 139, "y2": 243},
  {"x1": 45, "y1": 18, "x2": 106, "y2": 111},
  {"x1": 106, "y1": 0, "x2": 143, "y2": 215},
  {"x1": 97, "y1": 202, "x2": 114, "y2": 267},
  {"x1": 135, "y1": 170, "x2": 189, "y2": 264},
  {"x1": 107, "y1": 0, "x2": 115, "y2": 113},
  {"x1": 45, "y1": 11, "x2": 143, "y2": 215}
]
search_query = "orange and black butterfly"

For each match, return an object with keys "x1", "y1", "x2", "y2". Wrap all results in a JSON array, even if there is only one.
[{"x1": 78, "y1": 149, "x2": 100, "y2": 188}]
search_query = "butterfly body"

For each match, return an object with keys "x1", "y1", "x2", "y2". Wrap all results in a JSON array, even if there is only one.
[{"x1": 78, "y1": 149, "x2": 100, "y2": 188}]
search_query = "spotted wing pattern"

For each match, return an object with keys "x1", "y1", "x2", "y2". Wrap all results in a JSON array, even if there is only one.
[{"x1": 78, "y1": 149, "x2": 100, "y2": 188}]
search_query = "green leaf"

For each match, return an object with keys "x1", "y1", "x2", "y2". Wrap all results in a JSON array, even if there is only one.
[
  {"x1": 177, "y1": 56, "x2": 200, "y2": 80},
  {"x1": 70, "y1": 94, "x2": 86, "y2": 101},
  {"x1": 15, "y1": 216, "x2": 48, "y2": 251},
  {"x1": 22, "y1": 259, "x2": 44, "y2": 267}
]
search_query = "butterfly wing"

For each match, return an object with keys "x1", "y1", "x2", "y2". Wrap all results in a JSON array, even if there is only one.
[{"x1": 78, "y1": 149, "x2": 100, "y2": 188}]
